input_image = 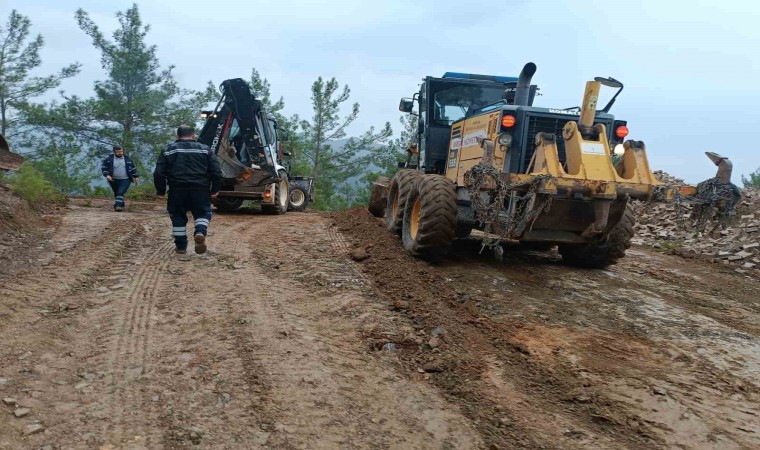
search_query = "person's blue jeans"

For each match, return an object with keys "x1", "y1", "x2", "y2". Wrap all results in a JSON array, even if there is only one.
[{"x1": 110, "y1": 179, "x2": 131, "y2": 209}]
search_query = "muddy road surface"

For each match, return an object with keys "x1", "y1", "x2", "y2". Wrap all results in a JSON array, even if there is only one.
[{"x1": 0, "y1": 199, "x2": 758, "y2": 449}]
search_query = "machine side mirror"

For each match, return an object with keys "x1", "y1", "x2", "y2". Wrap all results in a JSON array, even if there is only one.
[
  {"x1": 594, "y1": 76, "x2": 625, "y2": 113},
  {"x1": 399, "y1": 98, "x2": 414, "y2": 113},
  {"x1": 594, "y1": 76, "x2": 624, "y2": 88}
]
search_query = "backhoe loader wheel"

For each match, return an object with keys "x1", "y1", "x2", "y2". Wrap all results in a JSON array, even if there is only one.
[
  {"x1": 262, "y1": 171, "x2": 289, "y2": 215},
  {"x1": 558, "y1": 201, "x2": 635, "y2": 268},
  {"x1": 287, "y1": 187, "x2": 309, "y2": 212},
  {"x1": 401, "y1": 174, "x2": 457, "y2": 259},
  {"x1": 385, "y1": 170, "x2": 422, "y2": 234}
]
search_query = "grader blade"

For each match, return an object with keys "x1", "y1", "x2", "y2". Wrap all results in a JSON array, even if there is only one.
[
  {"x1": 368, "y1": 176, "x2": 391, "y2": 218},
  {"x1": 0, "y1": 134, "x2": 24, "y2": 171}
]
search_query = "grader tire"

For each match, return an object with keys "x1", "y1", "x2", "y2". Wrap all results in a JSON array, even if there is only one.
[
  {"x1": 385, "y1": 169, "x2": 422, "y2": 234},
  {"x1": 559, "y1": 201, "x2": 635, "y2": 268},
  {"x1": 401, "y1": 174, "x2": 457, "y2": 259}
]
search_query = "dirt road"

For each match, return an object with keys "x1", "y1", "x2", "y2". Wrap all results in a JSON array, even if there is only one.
[{"x1": 1, "y1": 199, "x2": 758, "y2": 449}]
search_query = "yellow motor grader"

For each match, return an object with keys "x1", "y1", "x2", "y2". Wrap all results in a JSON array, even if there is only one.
[
  {"x1": 0, "y1": 133, "x2": 24, "y2": 171},
  {"x1": 369, "y1": 63, "x2": 738, "y2": 268}
]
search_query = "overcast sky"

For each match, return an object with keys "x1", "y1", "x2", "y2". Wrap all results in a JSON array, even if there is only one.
[{"x1": 3, "y1": 0, "x2": 759, "y2": 183}]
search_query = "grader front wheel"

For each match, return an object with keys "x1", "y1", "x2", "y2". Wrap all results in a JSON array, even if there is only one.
[{"x1": 401, "y1": 174, "x2": 457, "y2": 259}]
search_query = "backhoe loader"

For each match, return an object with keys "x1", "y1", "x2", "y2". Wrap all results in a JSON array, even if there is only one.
[
  {"x1": 198, "y1": 78, "x2": 313, "y2": 213},
  {"x1": 369, "y1": 63, "x2": 738, "y2": 268}
]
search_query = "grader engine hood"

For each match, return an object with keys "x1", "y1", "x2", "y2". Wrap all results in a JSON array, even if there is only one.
[{"x1": 500, "y1": 80, "x2": 668, "y2": 202}]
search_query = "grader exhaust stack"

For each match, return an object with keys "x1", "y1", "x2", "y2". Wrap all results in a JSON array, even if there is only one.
[{"x1": 0, "y1": 134, "x2": 23, "y2": 171}]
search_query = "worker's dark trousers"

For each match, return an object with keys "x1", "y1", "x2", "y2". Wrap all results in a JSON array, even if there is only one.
[
  {"x1": 109, "y1": 179, "x2": 131, "y2": 209},
  {"x1": 167, "y1": 189, "x2": 212, "y2": 251}
]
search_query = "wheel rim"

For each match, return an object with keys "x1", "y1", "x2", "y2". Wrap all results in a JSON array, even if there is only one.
[
  {"x1": 289, "y1": 189, "x2": 305, "y2": 207},
  {"x1": 409, "y1": 197, "x2": 421, "y2": 239}
]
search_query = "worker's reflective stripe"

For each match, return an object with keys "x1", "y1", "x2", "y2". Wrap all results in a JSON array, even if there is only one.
[
  {"x1": 164, "y1": 149, "x2": 209, "y2": 156},
  {"x1": 172, "y1": 226, "x2": 186, "y2": 236},
  {"x1": 195, "y1": 218, "x2": 210, "y2": 226}
]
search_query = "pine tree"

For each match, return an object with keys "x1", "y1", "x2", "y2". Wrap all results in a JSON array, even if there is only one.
[
  {"x1": 69, "y1": 3, "x2": 215, "y2": 171},
  {"x1": 0, "y1": 10, "x2": 80, "y2": 137},
  {"x1": 301, "y1": 76, "x2": 392, "y2": 209}
]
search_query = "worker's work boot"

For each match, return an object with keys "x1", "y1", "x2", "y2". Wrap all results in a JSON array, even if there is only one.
[{"x1": 194, "y1": 234, "x2": 207, "y2": 254}]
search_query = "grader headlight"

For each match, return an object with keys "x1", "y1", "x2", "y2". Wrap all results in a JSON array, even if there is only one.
[{"x1": 498, "y1": 133, "x2": 513, "y2": 146}]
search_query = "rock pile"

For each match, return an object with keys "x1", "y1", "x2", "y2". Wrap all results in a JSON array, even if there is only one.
[{"x1": 631, "y1": 172, "x2": 759, "y2": 274}]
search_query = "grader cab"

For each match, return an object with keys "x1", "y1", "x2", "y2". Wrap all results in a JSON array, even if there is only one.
[{"x1": 369, "y1": 63, "x2": 738, "y2": 268}]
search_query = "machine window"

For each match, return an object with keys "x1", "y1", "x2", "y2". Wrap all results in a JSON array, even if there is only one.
[{"x1": 432, "y1": 85, "x2": 505, "y2": 126}]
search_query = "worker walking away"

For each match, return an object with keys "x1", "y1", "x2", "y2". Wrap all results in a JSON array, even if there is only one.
[
  {"x1": 101, "y1": 145, "x2": 139, "y2": 211},
  {"x1": 154, "y1": 125, "x2": 222, "y2": 254}
]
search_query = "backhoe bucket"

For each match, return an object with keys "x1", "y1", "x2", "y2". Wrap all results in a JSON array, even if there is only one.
[{"x1": 0, "y1": 134, "x2": 24, "y2": 171}]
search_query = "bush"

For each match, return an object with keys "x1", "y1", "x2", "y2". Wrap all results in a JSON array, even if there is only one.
[
  {"x1": 91, "y1": 186, "x2": 112, "y2": 198},
  {"x1": 126, "y1": 181, "x2": 157, "y2": 201},
  {"x1": 5, "y1": 164, "x2": 67, "y2": 206},
  {"x1": 742, "y1": 167, "x2": 760, "y2": 188}
]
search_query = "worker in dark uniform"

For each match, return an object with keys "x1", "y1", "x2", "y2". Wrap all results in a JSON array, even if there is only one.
[
  {"x1": 153, "y1": 125, "x2": 222, "y2": 254},
  {"x1": 101, "y1": 145, "x2": 139, "y2": 211}
]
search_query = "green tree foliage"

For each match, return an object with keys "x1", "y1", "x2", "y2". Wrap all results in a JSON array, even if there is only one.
[
  {"x1": 59, "y1": 4, "x2": 216, "y2": 172},
  {"x1": 249, "y1": 68, "x2": 285, "y2": 122},
  {"x1": 300, "y1": 76, "x2": 392, "y2": 209},
  {"x1": 0, "y1": 10, "x2": 80, "y2": 137},
  {"x1": 27, "y1": 135, "x2": 95, "y2": 195},
  {"x1": 742, "y1": 167, "x2": 760, "y2": 188},
  {"x1": 351, "y1": 114, "x2": 416, "y2": 206},
  {"x1": 248, "y1": 67, "x2": 308, "y2": 179},
  {"x1": 5, "y1": 164, "x2": 66, "y2": 205}
]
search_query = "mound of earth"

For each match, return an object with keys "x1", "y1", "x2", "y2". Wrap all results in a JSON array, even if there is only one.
[{"x1": 0, "y1": 184, "x2": 56, "y2": 276}]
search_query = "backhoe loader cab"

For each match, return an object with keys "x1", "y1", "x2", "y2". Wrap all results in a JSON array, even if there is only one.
[{"x1": 370, "y1": 62, "x2": 730, "y2": 268}]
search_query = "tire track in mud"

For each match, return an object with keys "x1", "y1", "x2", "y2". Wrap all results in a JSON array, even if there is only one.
[
  {"x1": 210, "y1": 213, "x2": 483, "y2": 449},
  {"x1": 0, "y1": 212, "x2": 144, "y2": 331},
  {"x1": 104, "y1": 238, "x2": 172, "y2": 445},
  {"x1": 0, "y1": 208, "x2": 164, "y2": 449}
]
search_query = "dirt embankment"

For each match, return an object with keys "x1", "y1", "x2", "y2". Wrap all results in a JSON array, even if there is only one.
[{"x1": 0, "y1": 185, "x2": 60, "y2": 277}]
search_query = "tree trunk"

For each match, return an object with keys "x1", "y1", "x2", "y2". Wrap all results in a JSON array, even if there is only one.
[
  {"x1": 311, "y1": 137, "x2": 321, "y2": 189},
  {"x1": 1, "y1": 99, "x2": 6, "y2": 136}
]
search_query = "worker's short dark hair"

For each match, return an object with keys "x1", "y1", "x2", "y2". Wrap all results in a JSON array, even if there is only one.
[
  {"x1": 113, "y1": 145, "x2": 123, "y2": 151},
  {"x1": 177, "y1": 125, "x2": 195, "y2": 138}
]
